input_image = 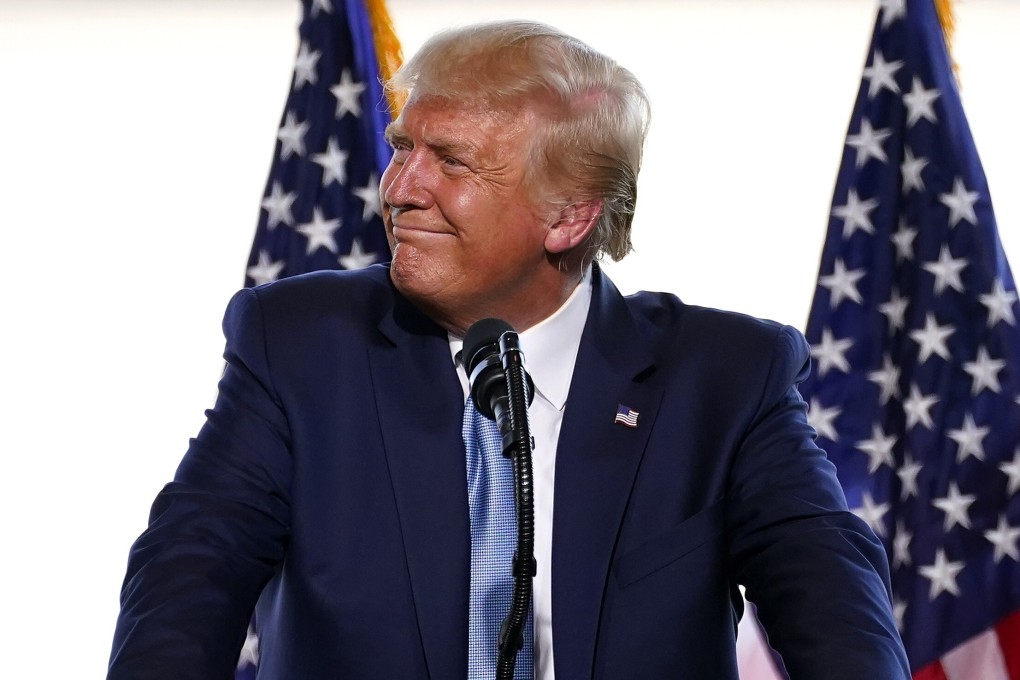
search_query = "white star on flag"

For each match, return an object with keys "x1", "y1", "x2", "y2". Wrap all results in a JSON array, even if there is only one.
[
  {"x1": 819, "y1": 259, "x2": 866, "y2": 308},
  {"x1": 962, "y1": 347, "x2": 1005, "y2": 395},
  {"x1": 984, "y1": 516, "x2": 1020, "y2": 563},
  {"x1": 877, "y1": 0, "x2": 906, "y2": 28},
  {"x1": 863, "y1": 50, "x2": 903, "y2": 97},
  {"x1": 893, "y1": 599, "x2": 908, "y2": 632},
  {"x1": 1000, "y1": 450, "x2": 1020, "y2": 496},
  {"x1": 896, "y1": 454, "x2": 922, "y2": 500},
  {"x1": 947, "y1": 413, "x2": 989, "y2": 464},
  {"x1": 921, "y1": 245, "x2": 967, "y2": 295},
  {"x1": 902, "y1": 76, "x2": 940, "y2": 127},
  {"x1": 339, "y1": 238, "x2": 378, "y2": 270},
  {"x1": 908, "y1": 313, "x2": 954, "y2": 362},
  {"x1": 809, "y1": 328, "x2": 853, "y2": 376},
  {"x1": 313, "y1": 137, "x2": 350, "y2": 187},
  {"x1": 831, "y1": 189, "x2": 879, "y2": 238},
  {"x1": 878, "y1": 289, "x2": 909, "y2": 333},
  {"x1": 353, "y1": 174, "x2": 382, "y2": 220},
  {"x1": 856, "y1": 423, "x2": 898, "y2": 473},
  {"x1": 853, "y1": 491, "x2": 890, "y2": 537},
  {"x1": 903, "y1": 383, "x2": 938, "y2": 431},
  {"x1": 900, "y1": 148, "x2": 928, "y2": 193},
  {"x1": 867, "y1": 355, "x2": 901, "y2": 405},
  {"x1": 892, "y1": 520, "x2": 912, "y2": 568},
  {"x1": 277, "y1": 111, "x2": 310, "y2": 160},
  {"x1": 246, "y1": 251, "x2": 285, "y2": 286},
  {"x1": 331, "y1": 68, "x2": 366, "y2": 118},
  {"x1": 846, "y1": 119, "x2": 892, "y2": 167},
  {"x1": 296, "y1": 208, "x2": 342, "y2": 255},
  {"x1": 979, "y1": 279, "x2": 1018, "y2": 326},
  {"x1": 261, "y1": 182, "x2": 297, "y2": 229},
  {"x1": 891, "y1": 221, "x2": 917, "y2": 262},
  {"x1": 293, "y1": 42, "x2": 322, "y2": 89},
  {"x1": 918, "y1": 548, "x2": 964, "y2": 600},
  {"x1": 807, "y1": 398, "x2": 841, "y2": 441},
  {"x1": 931, "y1": 482, "x2": 976, "y2": 531},
  {"x1": 310, "y1": 0, "x2": 332, "y2": 17},
  {"x1": 939, "y1": 176, "x2": 980, "y2": 228}
]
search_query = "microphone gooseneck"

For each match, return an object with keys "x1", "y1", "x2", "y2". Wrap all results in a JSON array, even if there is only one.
[{"x1": 463, "y1": 318, "x2": 536, "y2": 680}]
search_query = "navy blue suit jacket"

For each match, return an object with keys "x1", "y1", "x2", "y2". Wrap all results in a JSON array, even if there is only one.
[{"x1": 110, "y1": 264, "x2": 909, "y2": 679}]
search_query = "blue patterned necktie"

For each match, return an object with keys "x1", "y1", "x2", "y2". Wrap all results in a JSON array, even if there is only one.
[{"x1": 463, "y1": 396, "x2": 534, "y2": 679}]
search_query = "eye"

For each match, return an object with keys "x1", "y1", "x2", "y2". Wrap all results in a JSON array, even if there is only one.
[
  {"x1": 389, "y1": 143, "x2": 410, "y2": 164},
  {"x1": 442, "y1": 155, "x2": 466, "y2": 169}
]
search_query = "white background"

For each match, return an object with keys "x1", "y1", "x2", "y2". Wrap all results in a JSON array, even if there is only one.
[{"x1": 1, "y1": 0, "x2": 1016, "y2": 676}]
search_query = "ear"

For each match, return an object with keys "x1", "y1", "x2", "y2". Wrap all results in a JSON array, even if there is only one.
[{"x1": 544, "y1": 199, "x2": 603, "y2": 254}]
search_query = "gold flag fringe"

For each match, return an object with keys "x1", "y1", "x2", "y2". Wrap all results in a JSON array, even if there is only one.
[
  {"x1": 365, "y1": 0, "x2": 405, "y2": 117},
  {"x1": 933, "y1": 0, "x2": 959, "y2": 78}
]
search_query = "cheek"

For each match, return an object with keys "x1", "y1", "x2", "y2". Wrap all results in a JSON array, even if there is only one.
[{"x1": 445, "y1": 190, "x2": 480, "y2": 217}]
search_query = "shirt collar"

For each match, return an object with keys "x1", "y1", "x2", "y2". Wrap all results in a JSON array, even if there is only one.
[
  {"x1": 448, "y1": 267, "x2": 592, "y2": 411},
  {"x1": 518, "y1": 267, "x2": 592, "y2": 410}
]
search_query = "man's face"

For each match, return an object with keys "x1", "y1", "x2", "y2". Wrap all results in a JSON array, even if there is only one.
[{"x1": 380, "y1": 96, "x2": 556, "y2": 334}]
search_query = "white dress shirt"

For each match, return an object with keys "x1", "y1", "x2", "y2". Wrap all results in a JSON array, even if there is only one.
[{"x1": 449, "y1": 267, "x2": 592, "y2": 680}]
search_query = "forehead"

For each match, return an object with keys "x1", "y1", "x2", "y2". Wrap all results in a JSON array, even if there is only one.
[{"x1": 390, "y1": 96, "x2": 535, "y2": 147}]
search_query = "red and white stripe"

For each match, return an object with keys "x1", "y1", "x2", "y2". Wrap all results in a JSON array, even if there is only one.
[
  {"x1": 737, "y1": 608, "x2": 1020, "y2": 680},
  {"x1": 913, "y1": 610, "x2": 1020, "y2": 680}
]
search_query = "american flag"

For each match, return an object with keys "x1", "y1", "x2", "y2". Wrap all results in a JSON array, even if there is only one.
[
  {"x1": 798, "y1": 0, "x2": 1020, "y2": 678},
  {"x1": 614, "y1": 404, "x2": 640, "y2": 428},
  {"x1": 243, "y1": 0, "x2": 401, "y2": 288},
  {"x1": 238, "y1": 1, "x2": 401, "y2": 676}
]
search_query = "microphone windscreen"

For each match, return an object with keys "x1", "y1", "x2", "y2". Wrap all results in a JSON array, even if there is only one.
[{"x1": 463, "y1": 318, "x2": 514, "y2": 373}]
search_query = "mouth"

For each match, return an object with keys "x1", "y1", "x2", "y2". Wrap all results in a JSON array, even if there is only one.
[{"x1": 391, "y1": 224, "x2": 454, "y2": 242}]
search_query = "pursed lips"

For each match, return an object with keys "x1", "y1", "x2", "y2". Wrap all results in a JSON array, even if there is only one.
[{"x1": 391, "y1": 223, "x2": 455, "y2": 241}]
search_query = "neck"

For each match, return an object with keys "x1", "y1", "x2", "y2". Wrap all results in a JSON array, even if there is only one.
[{"x1": 437, "y1": 266, "x2": 587, "y2": 337}]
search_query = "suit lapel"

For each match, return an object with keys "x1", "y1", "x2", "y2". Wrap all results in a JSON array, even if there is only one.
[
  {"x1": 552, "y1": 268, "x2": 664, "y2": 679},
  {"x1": 369, "y1": 291, "x2": 469, "y2": 680}
]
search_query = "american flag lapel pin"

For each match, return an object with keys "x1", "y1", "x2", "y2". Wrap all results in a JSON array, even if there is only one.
[{"x1": 614, "y1": 404, "x2": 639, "y2": 428}]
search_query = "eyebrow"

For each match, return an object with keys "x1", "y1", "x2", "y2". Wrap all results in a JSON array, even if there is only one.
[
  {"x1": 384, "y1": 123, "x2": 409, "y2": 146},
  {"x1": 384, "y1": 122, "x2": 480, "y2": 159}
]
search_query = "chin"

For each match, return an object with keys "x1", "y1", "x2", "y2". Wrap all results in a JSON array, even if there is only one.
[
  {"x1": 389, "y1": 248, "x2": 440, "y2": 300},
  {"x1": 388, "y1": 250, "x2": 466, "y2": 330}
]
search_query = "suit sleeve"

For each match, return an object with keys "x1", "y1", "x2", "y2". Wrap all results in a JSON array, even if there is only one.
[
  {"x1": 726, "y1": 325, "x2": 910, "y2": 680},
  {"x1": 109, "y1": 288, "x2": 292, "y2": 679}
]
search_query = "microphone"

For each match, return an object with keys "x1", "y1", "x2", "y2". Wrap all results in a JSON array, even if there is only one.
[
  {"x1": 463, "y1": 318, "x2": 536, "y2": 679},
  {"x1": 463, "y1": 318, "x2": 535, "y2": 448},
  {"x1": 463, "y1": 317, "x2": 514, "y2": 423}
]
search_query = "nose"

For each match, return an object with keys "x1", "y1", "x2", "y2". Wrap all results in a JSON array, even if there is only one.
[{"x1": 382, "y1": 151, "x2": 431, "y2": 211}]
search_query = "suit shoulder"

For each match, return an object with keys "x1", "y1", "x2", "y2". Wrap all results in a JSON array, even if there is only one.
[
  {"x1": 250, "y1": 264, "x2": 392, "y2": 302},
  {"x1": 625, "y1": 291, "x2": 802, "y2": 352},
  {"x1": 622, "y1": 292, "x2": 811, "y2": 428},
  {"x1": 242, "y1": 265, "x2": 394, "y2": 323},
  {"x1": 622, "y1": 291, "x2": 811, "y2": 396}
]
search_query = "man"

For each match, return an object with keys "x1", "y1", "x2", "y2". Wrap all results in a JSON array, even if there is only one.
[{"x1": 109, "y1": 20, "x2": 910, "y2": 679}]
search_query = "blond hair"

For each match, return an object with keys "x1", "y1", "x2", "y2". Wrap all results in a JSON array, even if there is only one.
[{"x1": 386, "y1": 21, "x2": 651, "y2": 262}]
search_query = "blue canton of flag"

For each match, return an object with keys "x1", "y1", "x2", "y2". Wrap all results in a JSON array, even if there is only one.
[
  {"x1": 800, "y1": 0, "x2": 1020, "y2": 677},
  {"x1": 244, "y1": 0, "x2": 400, "y2": 287}
]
